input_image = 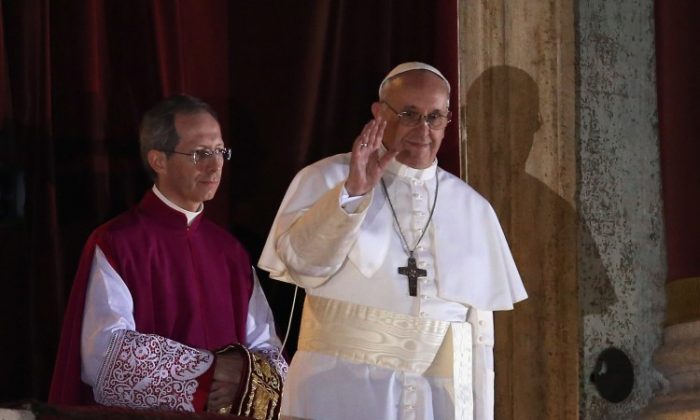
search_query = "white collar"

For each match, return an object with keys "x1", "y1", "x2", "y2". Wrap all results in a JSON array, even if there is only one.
[
  {"x1": 381, "y1": 145, "x2": 438, "y2": 181},
  {"x1": 152, "y1": 185, "x2": 203, "y2": 226}
]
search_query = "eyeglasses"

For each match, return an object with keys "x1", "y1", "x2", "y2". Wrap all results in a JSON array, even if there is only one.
[
  {"x1": 382, "y1": 101, "x2": 452, "y2": 130},
  {"x1": 161, "y1": 147, "x2": 232, "y2": 165}
]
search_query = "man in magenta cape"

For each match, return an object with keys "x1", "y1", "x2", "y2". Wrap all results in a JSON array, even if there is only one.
[{"x1": 49, "y1": 95, "x2": 286, "y2": 415}]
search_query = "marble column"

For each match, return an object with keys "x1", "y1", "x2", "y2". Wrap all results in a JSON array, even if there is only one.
[
  {"x1": 458, "y1": 0, "x2": 665, "y2": 419},
  {"x1": 458, "y1": 1, "x2": 578, "y2": 418}
]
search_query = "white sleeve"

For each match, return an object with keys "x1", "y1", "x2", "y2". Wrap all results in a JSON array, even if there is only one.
[
  {"x1": 245, "y1": 267, "x2": 288, "y2": 377},
  {"x1": 81, "y1": 246, "x2": 136, "y2": 386},
  {"x1": 82, "y1": 247, "x2": 214, "y2": 411},
  {"x1": 95, "y1": 330, "x2": 213, "y2": 411},
  {"x1": 339, "y1": 184, "x2": 368, "y2": 213},
  {"x1": 275, "y1": 182, "x2": 371, "y2": 287},
  {"x1": 245, "y1": 267, "x2": 282, "y2": 350}
]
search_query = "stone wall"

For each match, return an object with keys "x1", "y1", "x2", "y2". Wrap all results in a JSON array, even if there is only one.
[{"x1": 577, "y1": 0, "x2": 666, "y2": 418}]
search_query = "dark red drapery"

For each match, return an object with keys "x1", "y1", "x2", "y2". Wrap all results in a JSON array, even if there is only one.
[{"x1": 655, "y1": 0, "x2": 700, "y2": 283}]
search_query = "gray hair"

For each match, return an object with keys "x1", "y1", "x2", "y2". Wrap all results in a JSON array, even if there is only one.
[{"x1": 139, "y1": 94, "x2": 218, "y2": 180}]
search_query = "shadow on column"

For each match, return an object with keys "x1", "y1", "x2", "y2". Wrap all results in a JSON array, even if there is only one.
[{"x1": 466, "y1": 65, "x2": 615, "y2": 418}]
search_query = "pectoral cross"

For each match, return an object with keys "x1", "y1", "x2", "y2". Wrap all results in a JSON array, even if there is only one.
[{"x1": 398, "y1": 254, "x2": 426, "y2": 297}]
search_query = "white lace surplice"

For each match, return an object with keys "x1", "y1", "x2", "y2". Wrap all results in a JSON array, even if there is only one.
[{"x1": 82, "y1": 246, "x2": 286, "y2": 411}]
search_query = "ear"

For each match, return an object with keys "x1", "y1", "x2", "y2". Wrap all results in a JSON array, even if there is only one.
[
  {"x1": 371, "y1": 102, "x2": 382, "y2": 119},
  {"x1": 147, "y1": 150, "x2": 167, "y2": 176}
]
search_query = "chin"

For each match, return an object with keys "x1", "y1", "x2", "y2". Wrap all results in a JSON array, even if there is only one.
[
  {"x1": 192, "y1": 189, "x2": 217, "y2": 204},
  {"x1": 202, "y1": 191, "x2": 218, "y2": 202},
  {"x1": 399, "y1": 148, "x2": 432, "y2": 164},
  {"x1": 402, "y1": 156, "x2": 433, "y2": 169}
]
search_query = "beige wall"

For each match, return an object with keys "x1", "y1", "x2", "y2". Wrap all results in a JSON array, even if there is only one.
[{"x1": 458, "y1": 1, "x2": 579, "y2": 418}]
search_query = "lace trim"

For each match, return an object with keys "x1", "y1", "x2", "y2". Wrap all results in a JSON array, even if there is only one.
[
  {"x1": 94, "y1": 330, "x2": 213, "y2": 411},
  {"x1": 254, "y1": 347, "x2": 288, "y2": 381}
]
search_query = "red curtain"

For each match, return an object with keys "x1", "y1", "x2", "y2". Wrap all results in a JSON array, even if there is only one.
[
  {"x1": 656, "y1": 0, "x2": 700, "y2": 284},
  {"x1": 0, "y1": 0, "x2": 457, "y2": 402}
]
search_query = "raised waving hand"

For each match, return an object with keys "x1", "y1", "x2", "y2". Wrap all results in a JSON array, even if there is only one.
[{"x1": 344, "y1": 118, "x2": 399, "y2": 197}]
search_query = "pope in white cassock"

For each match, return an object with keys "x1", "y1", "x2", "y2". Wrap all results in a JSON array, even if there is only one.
[{"x1": 259, "y1": 62, "x2": 527, "y2": 420}]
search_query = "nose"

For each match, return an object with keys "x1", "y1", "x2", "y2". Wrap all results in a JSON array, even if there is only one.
[
  {"x1": 202, "y1": 155, "x2": 224, "y2": 172},
  {"x1": 416, "y1": 119, "x2": 431, "y2": 135}
]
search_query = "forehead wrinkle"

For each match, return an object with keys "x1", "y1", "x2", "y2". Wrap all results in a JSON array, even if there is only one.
[{"x1": 398, "y1": 104, "x2": 448, "y2": 114}]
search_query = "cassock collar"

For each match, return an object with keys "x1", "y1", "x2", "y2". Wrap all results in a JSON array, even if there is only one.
[
  {"x1": 138, "y1": 188, "x2": 203, "y2": 230},
  {"x1": 381, "y1": 145, "x2": 438, "y2": 181},
  {"x1": 152, "y1": 185, "x2": 203, "y2": 226}
]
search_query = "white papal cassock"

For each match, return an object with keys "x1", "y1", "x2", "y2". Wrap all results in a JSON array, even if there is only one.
[{"x1": 259, "y1": 151, "x2": 527, "y2": 420}]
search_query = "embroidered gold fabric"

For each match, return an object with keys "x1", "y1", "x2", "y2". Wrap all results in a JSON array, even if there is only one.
[{"x1": 215, "y1": 345, "x2": 283, "y2": 420}]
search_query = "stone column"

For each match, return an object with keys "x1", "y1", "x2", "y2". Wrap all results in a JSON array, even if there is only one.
[
  {"x1": 458, "y1": 1, "x2": 578, "y2": 418},
  {"x1": 458, "y1": 0, "x2": 665, "y2": 419},
  {"x1": 577, "y1": 1, "x2": 665, "y2": 419}
]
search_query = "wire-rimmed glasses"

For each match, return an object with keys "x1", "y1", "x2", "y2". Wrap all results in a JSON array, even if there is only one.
[
  {"x1": 161, "y1": 147, "x2": 232, "y2": 165},
  {"x1": 382, "y1": 101, "x2": 452, "y2": 130}
]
